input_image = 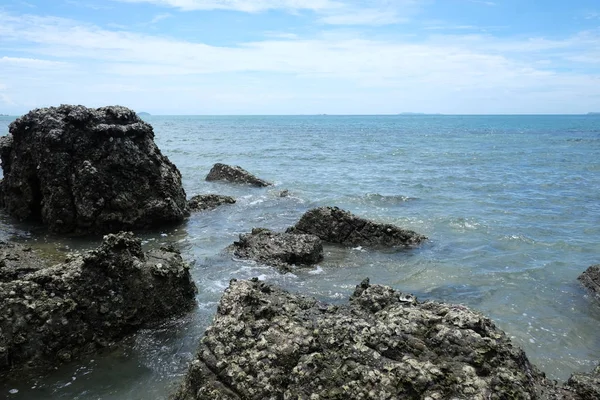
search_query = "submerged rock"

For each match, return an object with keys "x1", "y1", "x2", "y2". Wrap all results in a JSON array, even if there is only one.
[
  {"x1": 172, "y1": 278, "x2": 572, "y2": 399},
  {"x1": 188, "y1": 194, "x2": 236, "y2": 212},
  {"x1": 205, "y1": 163, "x2": 271, "y2": 187},
  {"x1": 229, "y1": 228, "x2": 323, "y2": 271},
  {"x1": 0, "y1": 105, "x2": 188, "y2": 234},
  {"x1": 0, "y1": 232, "x2": 196, "y2": 373},
  {"x1": 578, "y1": 265, "x2": 600, "y2": 301},
  {"x1": 288, "y1": 206, "x2": 427, "y2": 248}
]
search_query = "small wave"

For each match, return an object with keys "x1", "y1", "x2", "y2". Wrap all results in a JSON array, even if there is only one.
[
  {"x1": 307, "y1": 266, "x2": 324, "y2": 275},
  {"x1": 361, "y1": 193, "x2": 418, "y2": 205}
]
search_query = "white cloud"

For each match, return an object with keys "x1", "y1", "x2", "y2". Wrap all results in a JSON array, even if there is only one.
[
  {"x1": 112, "y1": 0, "x2": 343, "y2": 12},
  {"x1": 0, "y1": 11, "x2": 599, "y2": 114},
  {"x1": 150, "y1": 13, "x2": 173, "y2": 23},
  {"x1": 319, "y1": 9, "x2": 405, "y2": 25},
  {"x1": 0, "y1": 56, "x2": 69, "y2": 68}
]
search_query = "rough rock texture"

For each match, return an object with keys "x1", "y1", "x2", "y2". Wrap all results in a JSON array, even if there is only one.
[
  {"x1": 578, "y1": 265, "x2": 600, "y2": 301},
  {"x1": 205, "y1": 163, "x2": 271, "y2": 187},
  {"x1": 0, "y1": 232, "x2": 196, "y2": 373},
  {"x1": 567, "y1": 365, "x2": 600, "y2": 399},
  {"x1": 172, "y1": 278, "x2": 577, "y2": 400},
  {"x1": 188, "y1": 194, "x2": 236, "y2": 212},
  {"x1": 288, "y1": 206, "x2": 427, "y2": 248},
  {"x1": 0, "y1": 105, "x2": 188, "y2": 234},
  {"x1": 229, "y1": 228, "x2": 323, "y2": 272}
]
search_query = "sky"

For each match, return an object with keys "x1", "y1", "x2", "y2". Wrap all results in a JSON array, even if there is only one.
[{"x1": 0, "y1": 0, "x2": 599, "y2": 115}]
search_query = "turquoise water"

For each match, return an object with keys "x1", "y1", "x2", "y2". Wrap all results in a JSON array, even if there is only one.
[{"x1": 1, "y1": 115, "x2": 600, "y2": 398}]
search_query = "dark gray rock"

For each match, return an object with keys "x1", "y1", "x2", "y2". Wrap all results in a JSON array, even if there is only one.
[
  {"x1": 0, "y1": 232, "x2": 196, "y2": 373},
  {"x1": 579, "y1": 265, "x2": 600, "y2": 300},
  {"x1": 0, "y1": 105, "x2": 188, "y2": 234},
  {"x1": 188, "y1": 194, "x2": 236, "y2": 212},
  {"x1": 205, "y1": 163, "x2": 271, "y2": 187},
  {"x1": 288, "y1": 206, "x2": 427, "y2": 248},
  {"x1": 172, "y1": 278, "x2": 574, "y2": 400},
  {"x1": 567, "y1": 365, "x2": 600, "y2": 399},
  {"x1": 229, "y1": 228, "x2": 323, "y2": 272}
]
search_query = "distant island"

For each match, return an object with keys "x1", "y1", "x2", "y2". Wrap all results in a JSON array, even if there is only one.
[
  {"x1": 0, "y1": 114, "x2": 9, "y2": 117},
  {"x1": 137, "y1": 112, "x2": 151, "y2": 116}
]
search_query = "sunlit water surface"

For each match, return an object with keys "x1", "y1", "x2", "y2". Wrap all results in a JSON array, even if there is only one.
[{"x1": 1, "y1": 114, "x2": 600, "y2": 398}]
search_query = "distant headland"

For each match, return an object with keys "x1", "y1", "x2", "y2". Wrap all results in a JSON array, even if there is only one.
[{"x1": 137, "y1": 112, "x2": 151, "y2": 116}]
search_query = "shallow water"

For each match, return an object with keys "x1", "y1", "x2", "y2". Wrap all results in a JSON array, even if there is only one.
[{"x1": 1, "y1": 114, "x2": 600, "y2": 398}]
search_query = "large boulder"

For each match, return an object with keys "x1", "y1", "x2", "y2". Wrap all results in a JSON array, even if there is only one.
[
  {"x1": 229, "y1": 228, "x2": 323, "y2": 272},
  {"x1": 0, "y1": 105, "x2": 188, "y2": 234},
  {"x1": 172, "y1": 278, "x2": 574, "y2": 399},
  {"x1": 0, "y1": 232, "x2": 196, "y2": 373},
  {"x1": 288, "y1": 206, "x2": 427, "y2": 248},
  {"x1": 205, "y1": 163, "x2": 271, "y2": 187},
  {"x1": 188, "y1": 194, "x2": 236, "y2": 212},
  {"x1": 578, "y1": 265, "x2": 600, "y2": 301}
]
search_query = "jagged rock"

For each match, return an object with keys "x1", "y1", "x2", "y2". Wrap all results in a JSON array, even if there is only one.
[
  {"x1": 188, "y1": 194, "x2": 236, "y2": 212},
  {"x1": 0, "y1": 105, "x2": 188, "y2": 234},
  {"x1": 229, "y1": 228, "x2": 322, "y2": 271},
  {"x1": 172, "y1": 278, "x2": 573, "y2": 400},
  {"x1": 205, "y1": 163, "x2": 271, "y2": 187},
  {"x1": 0, "y1": 232, "x2": 196, "y2": 373},
  {"x1": 579, "y1": 265, "x2": 600, "y2": 301},
  {"x1": 567, "y1": 365, "x2": 600, "y2": 399},
  {"x1": 0, "y1": 242, "x2": 48, "y2": 282},
  {"x1": 288, "y1": 206, "x2": 427, "y2": 248}
]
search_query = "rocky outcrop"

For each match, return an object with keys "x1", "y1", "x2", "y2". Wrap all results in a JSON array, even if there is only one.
[
  {"x1": 229, "y1": 228, "x2": 323, "y2": 272},
  {"x1": 188, "y1": 194, "x2": 236, "y2": 212},
  {"x1": 0, "y1": 105, "x2": 188, "y2": 234},
  {"x1": 205, "y1": 163, "x2": 271, "y2": 187},
  {"x1": 0, "y1": 232, "x2": 196, "y2": 373},
  {"x1": 288, "y1": 206, "x2": 427, "y2": 248},
  {"x1": 567, "y1": 365, "x2": 600, "y2": 399},
  {"x1": 172, "y1": 278, "x2": 576, "y2": 400},
  {"x1": 579, "y1": 265, "x2": 600, "y2": 301}
]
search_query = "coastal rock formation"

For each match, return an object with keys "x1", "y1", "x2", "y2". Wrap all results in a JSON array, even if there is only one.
[
  {"x1": 567, "y1": 365, "x2": 600, "y2": 399},
  {"x1": 0, "y1": 105, "x2": 188, "y2": 234},
  {"x1": 205, "y1": 163, "x2": 272, "y2": 187},
  {"x1": 0, "y1": 232, "x2": 196, "y2": 373},
  {"x1": 188, "y1": 194, "x2": 236, "y2": 212},
  {"x1": 288, "y1": 206, "x2": 427, "y2": 248},
  {"x1": 229, "y1": 228, "x2": 323, "y2": 271},
  {"x1": 578, "y1": 265, "x2": 600, "y2": 301},
  {"x1": 172, "y1": 278, "x2": 568, "y2": 399}
]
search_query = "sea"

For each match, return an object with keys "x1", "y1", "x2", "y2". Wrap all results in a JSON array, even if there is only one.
[{"x1": 1, "y1": 114, "x2": 600, "y2": 399}]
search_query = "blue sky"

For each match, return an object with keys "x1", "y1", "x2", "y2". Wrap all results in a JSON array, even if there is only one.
[{"x1": 0, "y1": 0, "x2": 599, "y2": 114}]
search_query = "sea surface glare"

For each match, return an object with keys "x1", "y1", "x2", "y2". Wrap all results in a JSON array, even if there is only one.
[{"x1": 1, "y1": 114, "x2": 600, "y2": 399}]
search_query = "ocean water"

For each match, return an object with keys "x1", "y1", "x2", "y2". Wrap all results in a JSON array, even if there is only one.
[{"x1": 1, "y1": 114, "x2": 600, "y2": 398}]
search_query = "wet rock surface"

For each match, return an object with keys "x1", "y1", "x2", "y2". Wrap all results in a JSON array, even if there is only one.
[
  {"x1": 172, "y1": 278, "x2": 581, "y2": 400},
  {"x1": 288, "y1": 206, "x2": 427, "y2": 248},
  {"x1": 578, "y1": 265, "x2": 600, "y2": 301},
  {"x1": 205, "y1": 163, "x2": 272, "y2": 187},
  {"x1": 0, "y1": 232, "x2": 196, "y2": 373},
  {"x1": 0, "y1": 105, "x2": 188, "y2": 234},
  {"x1": 188, "y1": 194, "x2": 236, "y2": 212},
  {"x1": 229, "y1": 228, "x2": 323, "y2": 272}
]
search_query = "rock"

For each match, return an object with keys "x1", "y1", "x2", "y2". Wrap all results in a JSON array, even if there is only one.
[
  {"x1": 172, "y1": 278, "x2": 571, "y2": 399},
  {"x1": 0, "y1": 105, "x2": 188, "y2": 234},
  {"x1": 567, "y1": 365, "x2": 600, "y2": 399},
  {"x1": 579, "y1": 265, "x2": 600, "y2": 300},
  {"x1": 205, "y1": 163, "x2": 271, "y2": 187},
  {"x1": 229, "y1": 228, "x2": 323, "y2": 271},
  {"x1": 0, "y1": 232, "x2": 196, "y2": 373},
  {"x1": 279, "y1": 189, "x2": 289, "y2": 197},
  {"x1": 188, "y1": 194, "x2": 236, "y2": 212},
  {"x1": 288, "y1": 206, "x2": 427, "y2": 248}
]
